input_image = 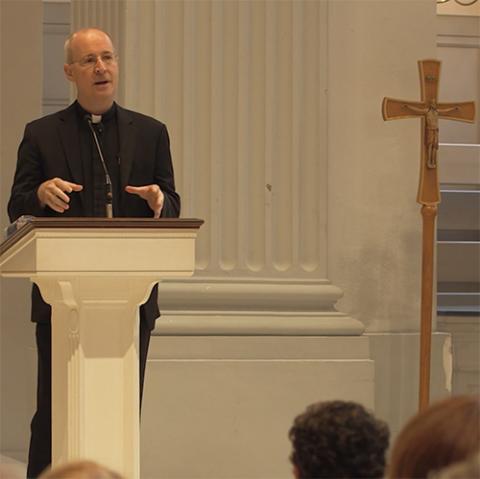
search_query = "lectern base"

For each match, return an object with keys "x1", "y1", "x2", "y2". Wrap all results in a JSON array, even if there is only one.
[{"x1": 34, "y1": 276, "x2": 156, "y2": 479}]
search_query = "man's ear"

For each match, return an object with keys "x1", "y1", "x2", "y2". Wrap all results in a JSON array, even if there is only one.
[
  {"x1": 64, "y1": 63, "x2": 74, "y2": 82},
  {"x1": 292, "y1": 464, "x2": 300, "y2": 479}
]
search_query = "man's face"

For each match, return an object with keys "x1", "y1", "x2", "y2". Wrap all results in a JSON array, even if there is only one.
[{"x1": 64, "y1": 30, "x2": 118, "y2": 110}]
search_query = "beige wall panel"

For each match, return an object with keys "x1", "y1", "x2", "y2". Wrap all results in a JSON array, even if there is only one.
[
  {"x1": 438, "y1": 46, "x2": 480, "y2": 144},
  {"x1": 436, "y1": 14, "x2": 479, "y2": 186},
  {"x1": 438, "y1": 144, "x2": 480, "y2": 184},
  {"x1": 327, "y1": 0, "x2": 437, "y2": 332},
  {"x1": 0, "y1": 0, "x2": 42, "y2": 461}
]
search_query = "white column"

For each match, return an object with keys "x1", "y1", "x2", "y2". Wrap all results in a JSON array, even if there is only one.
[{"x1": 85, "y1": 0, "x2": 363, "y2": 335}]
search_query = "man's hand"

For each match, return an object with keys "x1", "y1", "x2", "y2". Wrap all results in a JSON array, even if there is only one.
[
  {"x1": 125, "y1": 184, "x2": 164, "y2": 218},
  {"x1": 37, "y1": 177, "x2": 83, "y2": 213}
]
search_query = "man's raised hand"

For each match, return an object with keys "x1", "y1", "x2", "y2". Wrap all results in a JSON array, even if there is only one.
[
  {"x1": 37, "y1": 177, "x2": 83, "y2": 213},
  {"x1": 125, "y1": 184, "x2": 164, "y2": 218}
]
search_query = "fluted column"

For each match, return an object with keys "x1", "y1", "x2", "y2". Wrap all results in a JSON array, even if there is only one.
[{"x1": 71, "y1": 0, "x2": 365, "y2": 334}]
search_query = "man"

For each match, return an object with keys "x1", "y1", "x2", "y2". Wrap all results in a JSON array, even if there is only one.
[
  {"x1": 7, "y1": 28, "x2": 180, "y2": 478},
  {"x1": 288, "y1": 400, "x2": 390, "y2": 479}
]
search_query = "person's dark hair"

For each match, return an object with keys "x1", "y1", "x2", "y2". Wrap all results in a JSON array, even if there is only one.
[
  {"x1": 289, "y1": 400, "x2": 389, "y2": 479},
  {"x1": 388, "y1": 395, "x2": 480, "y2": 479}
]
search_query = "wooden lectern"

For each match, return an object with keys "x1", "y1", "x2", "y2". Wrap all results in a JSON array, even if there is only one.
[{"x1": 0, "y1": 218, "x2": 203, "y2": 478}]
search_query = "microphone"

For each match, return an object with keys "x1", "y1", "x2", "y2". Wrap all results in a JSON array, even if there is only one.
[{"x1": 85, "y1": 114, "x2": 113, "y2": 218}]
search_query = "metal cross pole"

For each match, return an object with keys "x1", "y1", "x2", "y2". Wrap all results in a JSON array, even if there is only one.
[{"x1": 382, "y1": 59, "x2": 475, "y2": 411}]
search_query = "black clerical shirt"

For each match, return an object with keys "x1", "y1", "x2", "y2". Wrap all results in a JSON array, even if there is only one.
[{"x1": 75, "y1": 101, "x2": 121, "y2": 216}]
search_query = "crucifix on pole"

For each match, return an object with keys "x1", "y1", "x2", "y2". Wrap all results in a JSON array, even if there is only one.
[{"x1": 382, "y1": 59, "x2": 475, "y2": 411}]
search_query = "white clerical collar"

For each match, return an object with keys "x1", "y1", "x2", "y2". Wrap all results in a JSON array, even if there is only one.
[{"x1": 91, "y1": 114, "x2": 102, "y2": 124}]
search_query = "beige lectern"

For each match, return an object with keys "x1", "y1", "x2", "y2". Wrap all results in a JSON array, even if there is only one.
[{"x1": 0, "y1": 218, "x2": 203, "y2": 478}]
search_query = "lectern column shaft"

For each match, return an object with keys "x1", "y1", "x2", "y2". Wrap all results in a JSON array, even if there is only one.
[{"x1": 34, "y1": 276, "x2": 156, "y2": 479}]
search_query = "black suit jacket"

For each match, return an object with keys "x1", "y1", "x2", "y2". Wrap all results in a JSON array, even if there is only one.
[{"x1": 8, "y1": 102, "x2": 181, "y2": 329}]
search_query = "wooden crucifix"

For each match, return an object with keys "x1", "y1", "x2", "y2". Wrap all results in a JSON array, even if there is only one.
[{"x1": 382, "y1": 59, "x2": 475, "y2": 411}]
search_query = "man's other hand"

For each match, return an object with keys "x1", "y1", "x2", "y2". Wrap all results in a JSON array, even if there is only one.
[
  {"x1": 37, "y1": 178, "x2": 83, "y2": 213},
  {"x1": 125, "y1": 184, "x2": 164, "y2": 218}
]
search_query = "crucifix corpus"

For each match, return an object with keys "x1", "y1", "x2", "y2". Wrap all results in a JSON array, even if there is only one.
[{"x1": 382, "y1": 59, "x2": 475, "y2": 411}]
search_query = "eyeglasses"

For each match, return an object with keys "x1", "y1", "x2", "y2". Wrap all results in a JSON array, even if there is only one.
[{"x1": 72, "y1": 52, "x2": 118, "y2": 68}]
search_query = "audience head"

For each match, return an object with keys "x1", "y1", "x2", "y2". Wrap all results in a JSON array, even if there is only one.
[
  {"x1": 38, "y1": 460, "x2": 124, "y2": 479},
  {"x1": 289, "y1": 400, "x2": 390, "y2": 479},
  {"x1": 388, "y1": 395, "x2": 480, "y2": 478},
  {"x1": 431, "y1": 452, "x2": 480, "y2": 479}
]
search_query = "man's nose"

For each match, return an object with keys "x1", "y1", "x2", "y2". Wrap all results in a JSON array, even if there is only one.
[{"x1": 94, "y1": 57, "x2": 107, "y2": 73}]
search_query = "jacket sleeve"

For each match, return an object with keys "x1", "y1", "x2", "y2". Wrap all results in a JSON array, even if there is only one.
[
  {"x1": 7, "y1": 124, "x2": 47, "y2": 222},
  {"x1": 155, "y1": 124, "x2": 181, "y2": 218}
]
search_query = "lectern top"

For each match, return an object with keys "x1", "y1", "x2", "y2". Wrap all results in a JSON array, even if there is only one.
[{"x1": 1, "y1": 217, "x2": 204, "y2": 257}]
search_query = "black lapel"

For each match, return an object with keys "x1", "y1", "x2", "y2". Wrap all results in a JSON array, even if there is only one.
[
  {"x1": 58, "y1": 103, "x2": 85, "y2": 210},
  {"x1": 117, "y1": 105, "x2": 137, "y2": 201}
]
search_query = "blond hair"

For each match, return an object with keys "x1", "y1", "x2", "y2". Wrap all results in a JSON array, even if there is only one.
[
  {"x1": 388, "y1": 395, "x2": 480, "y2": 478},
  {"x1": 38, "y1": 460, "x2": 124, "y2": 479}
]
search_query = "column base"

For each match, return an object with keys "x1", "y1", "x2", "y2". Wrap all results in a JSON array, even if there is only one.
[
  {"x1": 155, "y1": 277, "x2": 365, "y2": 335},
  {"x1": 141, "y1": 335, "x2": 373, "y2": 479}
]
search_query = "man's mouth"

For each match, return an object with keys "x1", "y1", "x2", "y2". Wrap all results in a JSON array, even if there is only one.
[{"x1": 94, "y1": 80, "x2": 109, "y2": 85}]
